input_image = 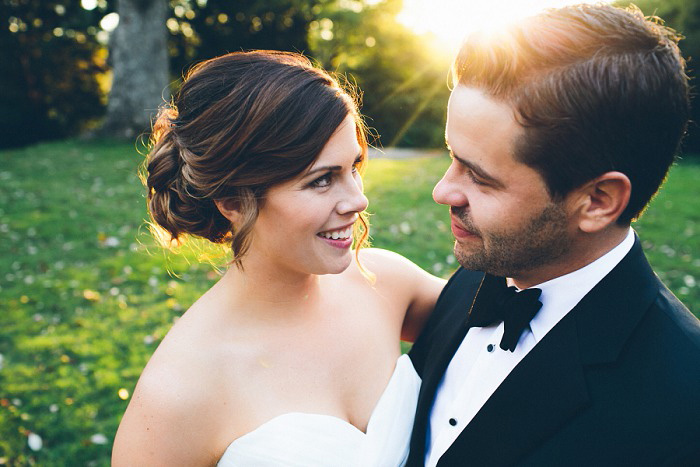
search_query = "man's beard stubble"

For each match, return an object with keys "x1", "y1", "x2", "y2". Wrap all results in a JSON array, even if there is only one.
[{"x1": 451, "y1": 202, "x2": 573, "y2": 279}]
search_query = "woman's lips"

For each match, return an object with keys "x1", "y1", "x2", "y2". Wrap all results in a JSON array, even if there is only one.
[{"x1": 318, "y1": 235, "x2": 353, "y2": 249}]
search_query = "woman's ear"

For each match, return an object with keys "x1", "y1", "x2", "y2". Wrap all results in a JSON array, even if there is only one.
[
  {"x1": 573, "y1": 171, "x2": 632, "y2": 233},
  {"x1": 214, "y1": 199, "x2": 242, "y2": 225}
]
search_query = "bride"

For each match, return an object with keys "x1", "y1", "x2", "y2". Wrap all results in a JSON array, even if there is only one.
[{"x1": 111, "y1": 50, "x2": 445, "y2": 466}]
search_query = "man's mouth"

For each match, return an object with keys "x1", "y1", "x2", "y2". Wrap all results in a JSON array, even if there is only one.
[{"x1": 450, "y1": 208, "x2": 479, "y2": 239}]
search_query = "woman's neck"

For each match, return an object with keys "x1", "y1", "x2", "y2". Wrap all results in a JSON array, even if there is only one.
[{"x1": 219, "y1": 253, "x2": 324, "y2": 316}]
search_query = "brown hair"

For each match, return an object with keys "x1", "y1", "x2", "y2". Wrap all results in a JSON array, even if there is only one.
[
  {"x1": 452, "y1": 4, "x2": 690, "y2": 224},
  {"x1": 144, "y1": 50, "x2": 369, "y2": 266}
]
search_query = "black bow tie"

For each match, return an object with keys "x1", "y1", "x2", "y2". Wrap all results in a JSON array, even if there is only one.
[{"x1": 467, "y1": 274, "x2": 543, "y2": 352}]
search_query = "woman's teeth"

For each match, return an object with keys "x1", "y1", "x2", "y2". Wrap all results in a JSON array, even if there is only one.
[{"x1": 318, "y1": 227, "x2": 352, "y2": 240}]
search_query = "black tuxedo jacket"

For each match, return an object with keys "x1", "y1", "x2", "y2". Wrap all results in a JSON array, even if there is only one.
[{"x1": 408, "y1": 239, "x2": 700, "y2": 466}]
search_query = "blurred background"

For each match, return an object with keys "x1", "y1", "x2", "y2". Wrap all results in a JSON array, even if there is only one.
[
  {"x1": 1, "y1": 0, "x2": 699, "y2": 464},
  {"x1": 3, "y1": 0, "x2": 700, "y2": 151}
]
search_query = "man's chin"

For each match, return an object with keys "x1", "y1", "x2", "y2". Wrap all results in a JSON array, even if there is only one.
[{"x1": 454, "y1": 246, "x2": 487, "y2": 272}]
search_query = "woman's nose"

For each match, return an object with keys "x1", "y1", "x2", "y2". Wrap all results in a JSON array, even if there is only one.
[{"x1": 337, "y1": 174, "x2": 369, "y2": 214}]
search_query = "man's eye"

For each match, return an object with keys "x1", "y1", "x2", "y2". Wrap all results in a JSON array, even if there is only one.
[
  {"x1": 466, "y1": 169, "x2": 486, "y2": 186},
  {"x1": 310, "y1": 173, "x2": 332, "y2": 188}
]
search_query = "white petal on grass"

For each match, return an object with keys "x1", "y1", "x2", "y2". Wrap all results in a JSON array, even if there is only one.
[
  {"x1": 659, "y1": 245, "x2": 676, "y2": 257},
  {"x1": 27, "y1": 432, "x2": 43, "y2": 451},
  {"x1": 103, "y1": 236, "x2": 120, "y2": 247},
  {"x1": 90, "y1": 433, "x2": 108, "y2": 445},
  {"x1": 683, "y1": 275, "x2": 696, "y2": 288}
]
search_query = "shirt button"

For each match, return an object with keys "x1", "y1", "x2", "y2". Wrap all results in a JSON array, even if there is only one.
[
  {"x1": 449, "y1": 418, "x2": 457, "y2": 426},
  {"x1": 487, "y1": 344, "x2": 495, "y2": 352}
]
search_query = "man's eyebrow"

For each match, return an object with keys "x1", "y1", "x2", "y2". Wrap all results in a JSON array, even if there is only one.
[{"x1": 449, "y1": 150, "x2": 505, "y2": 187}]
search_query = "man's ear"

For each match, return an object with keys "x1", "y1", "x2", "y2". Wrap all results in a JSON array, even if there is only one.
[
  {"x1": 214, "y1": 199, "x2": 242, "y2": 225},
  {"x1": 570, "y1": 171, "x2": 631, "y2": 233}
]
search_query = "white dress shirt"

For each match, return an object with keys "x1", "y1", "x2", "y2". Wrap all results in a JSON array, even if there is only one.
[{"x1": 425, "y1": 228, "x2": 636, "y2": 467}]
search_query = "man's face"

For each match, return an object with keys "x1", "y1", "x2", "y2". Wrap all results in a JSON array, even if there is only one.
[{"x1": 433, "y1": 86, "x2": 574, "y2": 281}]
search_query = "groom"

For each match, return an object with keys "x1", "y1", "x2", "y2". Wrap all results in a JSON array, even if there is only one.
[{"x1": 408, "y1": 4, "x2": 700, "y2": 466}]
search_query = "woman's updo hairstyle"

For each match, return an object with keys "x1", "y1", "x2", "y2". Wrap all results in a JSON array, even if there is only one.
[{"x1": 145, "y1": 50, "x2": 368, "y2": 266}]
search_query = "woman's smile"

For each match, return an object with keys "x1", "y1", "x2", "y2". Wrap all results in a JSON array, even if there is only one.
[{"x1": 317, "y1": 222, "x2": 355, "y2": 249}]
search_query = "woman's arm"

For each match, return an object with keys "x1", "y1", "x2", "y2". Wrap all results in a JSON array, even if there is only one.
[{"x1": 358, "y1": 248, "x2": 446, "y2": 343}]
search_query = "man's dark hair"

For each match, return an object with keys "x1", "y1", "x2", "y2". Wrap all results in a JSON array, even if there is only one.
[{"x1": 453, "y1": 4, "x2": 689, "y2": 224}]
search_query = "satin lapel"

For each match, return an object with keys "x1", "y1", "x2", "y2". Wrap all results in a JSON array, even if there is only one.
[
  {"x1": 410, "y1": 274, "x2": 486, "y2": 462},
  {"x1": 439, "y1": 308, "x2": 589, "y2": 466}
]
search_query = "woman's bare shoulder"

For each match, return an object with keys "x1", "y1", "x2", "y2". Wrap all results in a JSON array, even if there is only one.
[
  {"x1": 357, "y1": 247, "x2": 444, "y2": 287},
  {"x1": 112, "y1": 301, "x2": 239, "y2": 465},
  {"x1": 355, "y1": 248, "x2": 446, "y2": 341}
]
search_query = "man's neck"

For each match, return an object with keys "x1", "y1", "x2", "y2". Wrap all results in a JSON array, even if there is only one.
[{"x1": 511, "y1": 226, "x2": 630, "y2": 289}]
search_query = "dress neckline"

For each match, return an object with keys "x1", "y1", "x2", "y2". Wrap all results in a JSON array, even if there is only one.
[
  {"x1": 217, "y1": 354, "x2": 421, "y2": 467},
  {"x1": 227, "y1": 354, "x2": 409, "y2": 445}
]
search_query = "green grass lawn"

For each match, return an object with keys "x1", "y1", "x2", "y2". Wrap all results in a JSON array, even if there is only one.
[{"x1": 0, "y1": 140, "x2": 698, "y2": 464}]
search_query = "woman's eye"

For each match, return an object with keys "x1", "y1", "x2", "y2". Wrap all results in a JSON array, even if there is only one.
[
  {"x1": 310, "y1": 173, "x2": 332, "y2": 188},
  {"x1": 352, "y1": 156, "x2": 363, "y2": 174}
]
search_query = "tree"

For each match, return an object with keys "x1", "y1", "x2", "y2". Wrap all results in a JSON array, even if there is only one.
[
  {"x1": 0, "y1": 0, "x2": 107, "y2": 148},
  {"x1": 97, "y1": 0, "x2": 169, "y2": 139}
]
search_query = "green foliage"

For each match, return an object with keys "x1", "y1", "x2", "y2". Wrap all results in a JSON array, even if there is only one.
[
  {"x1": 2, "y1": 0, "x2": 452, "y2": 149},
  {"x1": 0, "y1": 0, "x2": 110, "y2": 148},
  {"x1": 166, "y1": 0, "x2": 327, "y2": 77},
  {"x1": 6, "y1": 0, "x2": 700, "y2": 152},
  {"x1": 308, "y1": 0, "x2": 451, "y2": 148},
  {"x1": 0, "y1": 141, "x2": 698, "y2": 463}
]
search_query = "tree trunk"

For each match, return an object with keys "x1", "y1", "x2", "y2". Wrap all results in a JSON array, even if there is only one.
[{"x1": 98, "y1": 0, "x2": 168, "y2": 139}]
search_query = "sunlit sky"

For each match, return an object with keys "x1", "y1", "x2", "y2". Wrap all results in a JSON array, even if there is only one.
[{"x1": 397, "y1": 0, "x2": 616, "y2": 53}]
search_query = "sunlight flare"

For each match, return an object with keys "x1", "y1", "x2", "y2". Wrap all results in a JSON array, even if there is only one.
[{"x1": 397, "y1": 0, "x2": 616, "y2": 53}]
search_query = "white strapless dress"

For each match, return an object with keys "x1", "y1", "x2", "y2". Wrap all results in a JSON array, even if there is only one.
[{"x1": 217, "y1": 354, "x2": 421, "y2": 466}]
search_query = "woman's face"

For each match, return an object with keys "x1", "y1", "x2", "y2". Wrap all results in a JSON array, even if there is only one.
[{"x1": 249, "y1": 115, "x2": 369, "y2": 276}]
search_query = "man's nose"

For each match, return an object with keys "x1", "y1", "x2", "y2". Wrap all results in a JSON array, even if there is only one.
[{"x1": 433, "y1": 163, "x2": 468, "y2": 207}]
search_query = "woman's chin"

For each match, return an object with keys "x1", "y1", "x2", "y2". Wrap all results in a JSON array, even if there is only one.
[{"x1": 314, "y1": 252, "x2": 354, "y2": 276}]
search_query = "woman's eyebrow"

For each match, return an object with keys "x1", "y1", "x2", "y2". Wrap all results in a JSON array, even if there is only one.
[{"x1": 304, "y1": 151, "x2": 363, "y2": 177}]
